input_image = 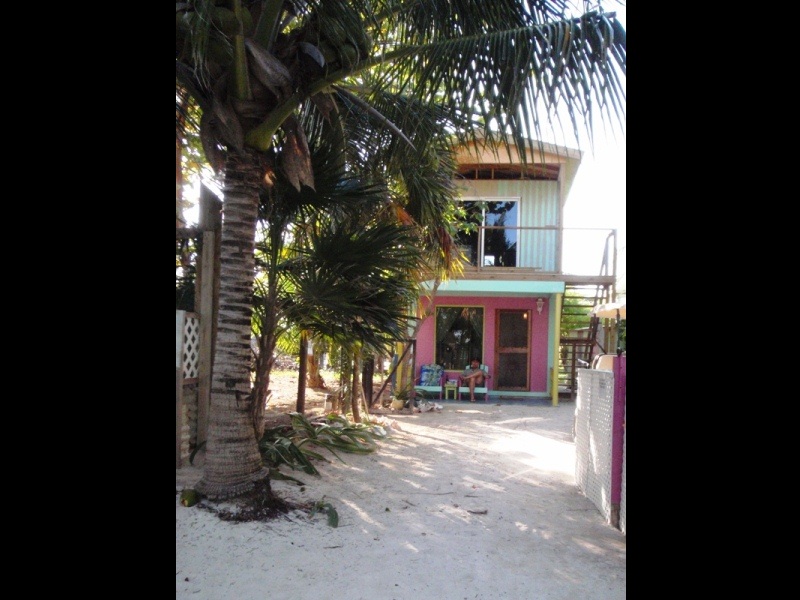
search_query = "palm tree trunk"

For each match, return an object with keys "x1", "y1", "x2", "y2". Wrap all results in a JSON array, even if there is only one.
[
  {"x1": 252, "y1": 295, "x2": 278, "y2": 438},
  {"x1": 252, "y1": 209, "x2": 285, "y2": 439},
  {"x1": 350, "y1": 347, "x2": 363, "y2": 423},
  {"x1": 306, "y1": 338, "x2": 325, "y2": 388},
  {"x1": 196, "y1": 150, "x2": 270, "y2": 500}
]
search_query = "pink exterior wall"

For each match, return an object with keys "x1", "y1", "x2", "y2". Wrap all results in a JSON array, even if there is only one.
[{"x1": 416, "y1": 295, "x2": 551, "y2": 393}]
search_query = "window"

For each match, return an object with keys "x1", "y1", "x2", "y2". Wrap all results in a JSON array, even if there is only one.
[
  {"x1": 455, "y1": 199, "x2": 519, "y2": 267},
  {"x1": 435, "y1": 306, "x2": 484, "y2": 369}
]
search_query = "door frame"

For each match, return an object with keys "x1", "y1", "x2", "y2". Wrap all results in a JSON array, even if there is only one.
[{"x1": 494, "y1": 308, "x2": 531, "y2": 391}]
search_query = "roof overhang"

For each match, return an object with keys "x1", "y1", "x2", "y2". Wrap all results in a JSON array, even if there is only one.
[
  {"x1": 453, "y1": 138, "x2": 583, "y2": 200},
  {"x1": 421, "y1": 279, "x2": 566, "y2": 297}
]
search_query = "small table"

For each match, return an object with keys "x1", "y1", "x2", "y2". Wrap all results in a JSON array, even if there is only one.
[{"x1": 444, "y1": 381, "x2": 458, "y2": 400}]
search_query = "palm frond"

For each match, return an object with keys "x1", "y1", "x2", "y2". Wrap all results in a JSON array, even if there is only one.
[
  {"x1": 365, "y1": 5, "x2": 625, "y2": 155},
  {"x1": 280, "y1": 216, "x2": 422, "y2": 350}
]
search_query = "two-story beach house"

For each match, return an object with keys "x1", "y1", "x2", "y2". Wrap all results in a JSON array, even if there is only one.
[{"x1": 412, "y1": 139, "x2": 619, "y2": 402}]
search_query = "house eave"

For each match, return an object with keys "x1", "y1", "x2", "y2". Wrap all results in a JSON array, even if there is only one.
[{"x1": 422, "y1": 279, "x2": 566, "y2": 297}]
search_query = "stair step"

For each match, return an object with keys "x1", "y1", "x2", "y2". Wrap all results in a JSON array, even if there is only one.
[{"x1": 558, "y1": 282, "x2": 615, "y2": 393}]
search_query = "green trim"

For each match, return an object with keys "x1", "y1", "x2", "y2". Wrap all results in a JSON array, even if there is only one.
[
  {"x1": 424, "y1": 280, "x2": 565, "y2": 295},
  {"x1": 487, "y1": 391, "x2": 551, "y2": 398}
]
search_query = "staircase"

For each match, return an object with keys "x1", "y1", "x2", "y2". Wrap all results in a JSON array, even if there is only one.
[{"x1": 558, "y1": 283, "x2": 613, "y2": 395}]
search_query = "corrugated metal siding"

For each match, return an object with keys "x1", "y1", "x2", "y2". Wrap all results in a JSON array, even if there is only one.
[
  {"x1": 518, "y1": 181, "x2": 558, "y2": 271},
  {"x1": 456, "y1": 180, "x2": 560, "y2": 271}
]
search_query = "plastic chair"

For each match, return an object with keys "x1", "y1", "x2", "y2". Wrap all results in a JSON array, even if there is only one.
[{"x1": 591, "y1": 354, "x2": 615, "y2": 371}]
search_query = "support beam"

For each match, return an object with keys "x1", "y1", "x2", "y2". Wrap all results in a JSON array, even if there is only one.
[
  {"x1": 196, "y1": 186, "x2": 222, "y2": 446},
  {"x1": 176, "y1": 311, "x2": 186, "y2": 468},
  {"x1": 551, "y1": 293, "x2": 563, "y2": 406},
  {"x1": 196, "y1": 230, "x2": 215, "y2": 446}
]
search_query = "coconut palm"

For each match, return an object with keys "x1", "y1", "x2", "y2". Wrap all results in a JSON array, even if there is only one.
[{"x1": 176, "y1": 0, "x2": 626, "y2": 500}]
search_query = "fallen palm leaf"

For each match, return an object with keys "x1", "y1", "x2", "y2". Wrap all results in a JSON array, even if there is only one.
[{"x1": 310, "y1": 497, "x2": 339, "y2": 528}]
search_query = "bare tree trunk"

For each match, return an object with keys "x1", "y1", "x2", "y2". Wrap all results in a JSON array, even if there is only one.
[
  {"x1": 350, "y1": 349, "x2": 362, "y2": 423},
  {"x1": 306, "y1": 339, "x2": 325, "y2": 388},
  {"x1": 251, "y1": 329, "x2": 275, "y2": 439},
  {"x1": 296, "y1": 331, "x2": 308, "y2": 414},
  {"x1": 362, "y1": 356, "x2": 374, "y2": 407},
  {"x1": 176, "y1": 117, "x2": 185, "y2": 228},
  {"x1": 251, "y1": 181, "x2": 284, "y2": 439}
]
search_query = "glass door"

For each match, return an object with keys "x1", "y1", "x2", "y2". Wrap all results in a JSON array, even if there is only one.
[{"x1": 454, "y1": 198, "x2": 519, "y2": 267}]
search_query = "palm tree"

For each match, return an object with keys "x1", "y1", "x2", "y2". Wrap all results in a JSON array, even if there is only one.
[
  {"x1": 176, "y1": 0, "x2": 626, "y2": 500},
  {"x1": 250, "y1": 136, "x2": 425, "y2": 431},
  {"x1": 287, "y1": 216, "x2": 424, "y2": 414}
]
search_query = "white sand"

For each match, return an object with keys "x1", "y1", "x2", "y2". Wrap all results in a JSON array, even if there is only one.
[{"x1": 176, "y1": 402, "x2": 626, "y2": 599}]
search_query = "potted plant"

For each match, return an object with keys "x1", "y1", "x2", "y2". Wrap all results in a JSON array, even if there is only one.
[{"x1": 391, "y1": 382, "x2": 415, "y2": 410}]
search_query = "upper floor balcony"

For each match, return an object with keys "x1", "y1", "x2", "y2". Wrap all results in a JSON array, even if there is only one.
[{"x1": 456, "y1": 224, "x2": 618, "y2": 285}]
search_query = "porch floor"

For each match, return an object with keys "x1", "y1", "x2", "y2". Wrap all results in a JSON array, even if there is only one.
[{"x1": 424, "y1": 397, "x2": 560, "y2": 407}]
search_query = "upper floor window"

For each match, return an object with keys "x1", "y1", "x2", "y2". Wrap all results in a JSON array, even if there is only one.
[{"x1": 455, "y1": 198, "x2": 519, "y2": 267}]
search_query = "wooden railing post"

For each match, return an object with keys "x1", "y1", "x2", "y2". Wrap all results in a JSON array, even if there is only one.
[
  {"x1": 176, "y1": 310, "x2": 186, "y2": 468},
  {"x1": 196, "y1": 186, "x2": 222, "y2": 447},
  {"x1": 196, "y1": 230, "x2": 215, "y2": 447},
  {"x1": 610, "y1": 354, "x2": 626, "y2": 528}
]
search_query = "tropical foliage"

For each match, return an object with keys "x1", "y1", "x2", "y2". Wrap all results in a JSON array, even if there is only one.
[
  {"x1": 175, "y1": 0, "x2": 626, "y2": 500},
  {"x1": 259, "y1": 411, "x2": 389, "y2": 476},
  {"x1": 248, "y1": 127, "x2": 429, "y2": 430}
]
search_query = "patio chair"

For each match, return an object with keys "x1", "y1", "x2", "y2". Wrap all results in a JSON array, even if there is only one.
[
  {"x1": 591, "y1": 354, "x2": 615, "y2": 371},
  {"x1": 414, "y1": 364, "x2": 445, "y2": 400},
  {"x1": 458, "y1": 363, "x2": 490, "y2": 401}
]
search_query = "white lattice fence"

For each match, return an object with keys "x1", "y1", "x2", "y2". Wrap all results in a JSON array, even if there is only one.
[
  {"x1": 574, "y1": 369, "x2": 615, "y2": 523},
  {"x1": 176, "y1": 310, "x2": 200, "y2": 467},
  {"x1": 181, "y1": 314, "x2": 200, "y2": 380}
]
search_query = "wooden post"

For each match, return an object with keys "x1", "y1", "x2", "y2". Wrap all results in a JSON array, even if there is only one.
[
  {"x1": 176, "y1": 311, "x2": 186, "y2": 468},
  {"x1": 410, "y1": 339, "x2": 416, "y2": 405},
  {"x1": 371, "y1": 341, "x2": 413, "y2": 405},
  {"x1": 551, "y1": 293, "x2": 562, "y2": 406},
  {"x1": 196, "y1": 186, "x2": 222, "y2": 446},
  {"x1": 196, "y1": 230, "x2": 215, "y2": 446},
  {"x1": 609, "y1": 354, "x2": 626, "y2": 528}
]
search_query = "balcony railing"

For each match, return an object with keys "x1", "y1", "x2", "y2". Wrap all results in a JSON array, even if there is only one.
[{"x1": 458, "y1": 226, "x2": 617, "y2": 278}]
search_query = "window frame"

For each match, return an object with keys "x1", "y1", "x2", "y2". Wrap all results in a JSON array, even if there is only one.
[
  {"x1": 455, "y1": 197, "x2": 520, "y2": 267},
  {"x1": 434, "y1": 305, "x2": 485, "y2": 370}
]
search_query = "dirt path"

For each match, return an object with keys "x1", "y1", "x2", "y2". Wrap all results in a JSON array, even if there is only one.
[{"x1": 176, "y1": 401, "x2": 626, "y2": 599}]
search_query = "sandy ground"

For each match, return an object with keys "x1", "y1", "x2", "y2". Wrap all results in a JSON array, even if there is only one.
[{"x1": 176, "y1": 372, "x2": 626, "y2": 599}]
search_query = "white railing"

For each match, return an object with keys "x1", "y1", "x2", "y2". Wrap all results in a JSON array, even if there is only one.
[{"x1": 460, "y1": 226, "x2": 616, "y2": 277}]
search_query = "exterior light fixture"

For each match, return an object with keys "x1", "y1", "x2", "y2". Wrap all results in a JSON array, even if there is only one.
[{"x1": 536, "y1": 298, "x2": 544, "y2": 314}]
